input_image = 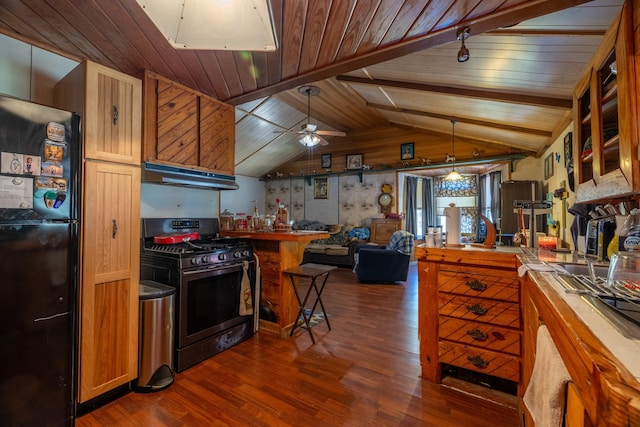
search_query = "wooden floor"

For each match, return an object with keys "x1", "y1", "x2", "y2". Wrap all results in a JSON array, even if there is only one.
[{"x1": 77, "y1": 263, "x2": 519, "y2": 426}]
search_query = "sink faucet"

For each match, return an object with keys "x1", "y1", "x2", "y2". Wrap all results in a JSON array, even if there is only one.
[{"x1": 587, "y1": 260, "x2": 597, "y2": 283}]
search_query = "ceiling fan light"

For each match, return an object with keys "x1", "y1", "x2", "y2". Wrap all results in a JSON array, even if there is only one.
[{"x1": 299, "y1": 134, "x2": 320, "y2": 147}]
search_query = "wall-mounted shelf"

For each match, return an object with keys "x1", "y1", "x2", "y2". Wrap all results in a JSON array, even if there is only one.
[{"x1": 261, "y1": 154, "x2": 527, "y2": 183}]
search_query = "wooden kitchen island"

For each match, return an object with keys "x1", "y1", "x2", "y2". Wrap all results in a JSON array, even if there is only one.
[{"x1": 221, "y1": 230, "x2": 329, "y2": 336}]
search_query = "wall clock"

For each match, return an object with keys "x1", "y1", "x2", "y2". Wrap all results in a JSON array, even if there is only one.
[{"x1": 378, "y1": 192, "x2": 393, "y2": 214}]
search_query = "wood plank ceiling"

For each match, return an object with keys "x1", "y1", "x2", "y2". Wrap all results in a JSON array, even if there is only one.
[{"x1": 0, "y1": 0, "x2": 624, "y2": 178}]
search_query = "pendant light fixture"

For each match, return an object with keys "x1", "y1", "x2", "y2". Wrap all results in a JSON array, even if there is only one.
[
  {"x1": 456, "y1": 27, "x2": 470, "y2": 63},
  {"x1": 446, "y1": 120, "x2": 462, "y2": 180}
]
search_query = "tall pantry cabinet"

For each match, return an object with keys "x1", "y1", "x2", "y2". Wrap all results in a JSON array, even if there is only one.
[{"x1": 54, "y1": 60, "x2": 142, "y2": 403}]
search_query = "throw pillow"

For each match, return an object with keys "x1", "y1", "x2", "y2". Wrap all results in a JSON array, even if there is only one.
[{"x1": 348, "y1": 227, "x2": 370, "y2": 240}]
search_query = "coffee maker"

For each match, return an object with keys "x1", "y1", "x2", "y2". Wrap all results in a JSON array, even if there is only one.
[{"x1": 585, "y1": 216, "x2": 616, "y2": 261}]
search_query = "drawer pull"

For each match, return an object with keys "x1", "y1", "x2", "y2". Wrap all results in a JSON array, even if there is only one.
[
  {"x1": 112, "y1": 105, "x2": 119, "y2": 125},
  {"x1": 466, "y1": 303, "x2": 487, "y2": 316},
  {"x1": 467, "y1": 355, "x2": 489, "y2": 369},
  {"x1": 492, "y1": 331, "x2": 505, "y2": 340},
  {"x1": 465, "y1": 279, "x2": 487, "y2": 291},
  {"x1": 466, "y1": 329, "x2": 488, "y2": 341}
]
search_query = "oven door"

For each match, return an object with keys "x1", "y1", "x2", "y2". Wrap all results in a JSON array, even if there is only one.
[{"x1": 177, "y1": 261, "x2": 254, "y2": 348}]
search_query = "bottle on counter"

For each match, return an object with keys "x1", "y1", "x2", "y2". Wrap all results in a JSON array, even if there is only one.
[{"x1": 619, "y1": 208, "x2": 640, "y2": 252}]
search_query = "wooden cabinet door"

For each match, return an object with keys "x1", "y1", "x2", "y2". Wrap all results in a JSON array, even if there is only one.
[
  {"x1": 155, "y1": 79, "x2": 199, "y2": 166},
  {"x1": 54, "y1": 61, "x2": 142, "y2": 166},
  {"x1": 85, "y1": 62, "x2": 141, "y2": 165},
  {"x1": 79, "y1": 161, "x2": 140, "y2": 402},
  {"x1": 371, "y1": 218, "x2": 401, "y2": 244},
  {"x1": 573, "y1": 1, "x2": 639, "y2": 202},
  {"x1": 200, "y1": 95, "x2": 234, "y2": 175},
  {"x1": 144, "y1": 71, "x2": 235, "y2": 176}
]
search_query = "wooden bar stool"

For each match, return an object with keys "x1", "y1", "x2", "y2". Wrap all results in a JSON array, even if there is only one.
[{"x1": 283, "y1": 263, "x2": 337, "y2": 344}]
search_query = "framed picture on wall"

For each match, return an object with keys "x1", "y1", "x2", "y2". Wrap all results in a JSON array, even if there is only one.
[
  {"x1": 401, "y1": 142, "x2": 414, "y2": 160},
  {"x1": 346, "y1": 154, "x2": 363, "y2": 170},
  {"x1": 564, "y1": 132, "x2": 573, "y2": 167},
  {"x1": 314, "y1": 178, "x2": 328, "y2": 199},
  {"x1": 321, "y1": 153, "x2": 332, "y2": 168},
  {"x1": 544, "y1": 153, "x2": 554, "y2": 179}
]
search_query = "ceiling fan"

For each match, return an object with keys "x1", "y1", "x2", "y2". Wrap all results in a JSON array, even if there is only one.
[{"x1": 276, "y1": 85, "x2": 346, "y2": 147}]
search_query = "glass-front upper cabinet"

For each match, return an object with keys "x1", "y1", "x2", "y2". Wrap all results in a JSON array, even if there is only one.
[{"x1": 573, "y1": 1, "x2": 639, "y2": 203}]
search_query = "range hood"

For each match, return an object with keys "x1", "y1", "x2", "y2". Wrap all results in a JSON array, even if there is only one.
[{"x1": 142, "y1": 162, "x2": 239, "y2": 190}]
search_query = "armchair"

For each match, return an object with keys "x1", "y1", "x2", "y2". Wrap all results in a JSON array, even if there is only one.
[{"x1": 355, "y1": 230, "x2": 414, "y2": 283}]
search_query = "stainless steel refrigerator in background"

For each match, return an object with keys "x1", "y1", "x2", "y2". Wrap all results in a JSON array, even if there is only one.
[{"x1": 0, "y1": 95, "x2": 80, "y2": 426}]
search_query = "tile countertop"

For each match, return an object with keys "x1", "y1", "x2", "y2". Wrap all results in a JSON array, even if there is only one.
[{"x1": 517, "y1": 248, "x2": 640, "y2": 383}]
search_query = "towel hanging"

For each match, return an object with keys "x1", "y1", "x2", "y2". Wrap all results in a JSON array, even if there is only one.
[{"x1": 239, "y1": 260, "x2": 253, "y2": 316}]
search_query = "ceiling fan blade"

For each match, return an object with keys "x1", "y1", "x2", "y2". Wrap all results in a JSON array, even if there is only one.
[
  {"x1": 273, "y1": 129, "x2": 305, "y2": 134},
  {"x1": 315, "y1": 130, "x2": 346, "y2": 137},
  {"x1": 318, "y1": 136, "x2": 329, "y2": 146}
]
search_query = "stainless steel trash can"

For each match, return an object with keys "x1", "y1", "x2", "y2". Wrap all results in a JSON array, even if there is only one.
[{"x1": 136, "y1": 280, "x2": 175, "y2": 392}]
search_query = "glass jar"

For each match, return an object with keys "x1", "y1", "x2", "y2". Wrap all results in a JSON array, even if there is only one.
[
  {"x1": 235, "y1": 212, "x2": 247, "y2": 230},
  {"x1": 220, "y1": 209, "x2": 234, "y2": 231}
]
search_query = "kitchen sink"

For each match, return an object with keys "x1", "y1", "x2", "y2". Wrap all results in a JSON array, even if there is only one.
[
  {"x1": 554, "y1": 262, "x2": 609, "y2": 278},
  {"x1": 551, "y1": 263, "x2": 640, "y2": 340}
]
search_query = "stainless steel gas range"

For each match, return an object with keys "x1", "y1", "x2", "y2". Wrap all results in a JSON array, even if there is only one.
[{"x1": 140, "y1": 218, "x2": 257, "y2": 372}]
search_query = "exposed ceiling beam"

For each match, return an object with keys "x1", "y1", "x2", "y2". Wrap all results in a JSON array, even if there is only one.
[
  {"x1": 225, "y1": 0, "x2": 593, "y2": 105},
  {"x1": 341, "y1": 76, "x2": 572, "y2": 109},
  {"x1": 485, "y1": 29, "x2": 607, "y2": 37},
  {"x1": 368, "y1": 103, "x2": 553, "y2": 137}
]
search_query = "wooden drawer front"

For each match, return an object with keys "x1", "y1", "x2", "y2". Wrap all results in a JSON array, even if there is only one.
[
  {"x1": 438, "y1": 294, "x2": 520, "y2": 328},
  {"x1": 439, "y1": 267, "x2": 518, "y2": 303},
  {"x1": 439, "y1": 316, "x2": 521, "y2": 356},
  {"x1": 439, "y1": 341, "x2": 520, "y2": 382}
]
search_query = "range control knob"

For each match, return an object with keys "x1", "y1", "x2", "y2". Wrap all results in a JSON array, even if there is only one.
[
  {"x1": 191, "y1": 257, "x2": 200, "y2": 265},
  {"x1": 201, "y1": 256, "x2": 209, "y2": 264},
  {"x1": 219, "y1": 253, "x2": 227, "y2": 261},
  {"x1": 233, "y1": 251, "x2": 241, "y2": 258},
  {"x1": 242, "y1": 250, "x2": 252, "y2": 257}
]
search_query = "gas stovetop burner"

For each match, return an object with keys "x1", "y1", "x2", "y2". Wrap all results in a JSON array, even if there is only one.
[{"x1": 144, "y1": 237, "x2": 250, "y2": 255}]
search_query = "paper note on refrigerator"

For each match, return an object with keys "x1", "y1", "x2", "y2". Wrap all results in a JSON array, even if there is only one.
[{"x1": 0, "y1": 175, "x2": 33, "y2": 208}]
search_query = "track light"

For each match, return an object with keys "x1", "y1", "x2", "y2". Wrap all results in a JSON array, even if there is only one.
[{"x1": 456, "y1": 27, "x2": 470, "y2": 63}]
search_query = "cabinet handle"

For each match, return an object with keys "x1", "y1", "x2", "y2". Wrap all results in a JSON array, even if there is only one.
[
  {"x1": 112, "y1": 105, "x2": 119, "y2": 125},
  {"x1": 467, "y1": 355, "x2": 489, "y2": 369},
  {"x1": 466, "y1": 303, "x2": 488, "y2": 316},
  {"x1": 466, "y1": 329, "x2": 488, "y2": 341},
  {"x1": 112, "y1": 219, "x2": 118, "y2": 239},
  {"x1": 465, "y1": 279, "x2": 487, "y2": 291}
]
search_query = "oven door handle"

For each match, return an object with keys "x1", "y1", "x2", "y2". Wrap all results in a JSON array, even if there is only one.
[{"x1": 181, "y1": 263, "x2": 248, "y2": 276}]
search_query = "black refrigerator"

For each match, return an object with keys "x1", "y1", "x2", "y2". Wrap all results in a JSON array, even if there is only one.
[{"x1": 0, "y1": 95, "x2": 80, "y2": 426}]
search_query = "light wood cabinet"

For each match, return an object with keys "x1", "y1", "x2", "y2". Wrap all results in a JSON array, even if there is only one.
[
  {"x1": 54, "y1": 60, "x2": 142, "y2": 166},
  {"x1": 143, "y1": 70, "x2": 235, "y2": 176},
  {"x1": 370, "y1": 217, "x2": 402, "y2": 244},
  {"x1": 416, "y1": 246, "x2": 521, "y2": 392},
  {"x1": 520, "y1": 269, "x2": 640, "y2": 426},
  {"x1": 573, "y1": 1, "x2": 640, "y2": 202},
  {"x1": 79, "y1": 161, "x2": 140, "y2": 402},
  {"x1": 55, "y1": 61, "x2": 142, "y2": 403}
]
